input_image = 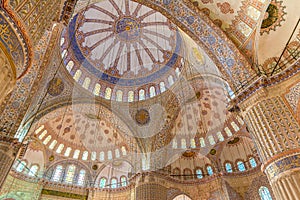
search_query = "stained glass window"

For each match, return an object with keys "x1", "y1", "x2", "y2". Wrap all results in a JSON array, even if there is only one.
[
  {"x1": 116, "y1": 90, "x2": 123, "y2": 102},
  {"x1": 115, "y1": 149, "x2": 120, "y2": 158},
  {"x1": 200, "y1": 138, "x2": 205, "y2": 147},
  {"x1": 39, "y1": 130, "x2": 47, "y2": 140},
  {"x1": 128, "y1": 91, "x2": 134, "y2": 102},
  {"x1": 60, "y1": 37, "x2": 65, "y2": 46},
  {"x1": 168, "y1": 75, "x2": 174, "y2": 86},
  {"x1": 93, "y1": 83, "x2": 101, "y2": 96},
  {"x1": 99, "y1": 177, "x2": 107, "y2": 188},
  {"x1": 181, "y1": 139, "x2": 186, "y2": 149},
  {"x1": 52, "y1": 165, "x2": 63, "y2": 182},
  {"x1": 172, "y1": 139, "x2": 178, "y2": 149},
  {"x1": 62, "y1": 50, "x2": 67, "y2": 58},
  {"x1": 217, "y1": 132, "x2": 224, "y2": 141},
  {"x1": 43, "y1": 135, "x2": 52, "y2": 145},
  {"x1": 160, "y1": 82, "x2": 166, "y2": 93},
  {"x1": 208, "y1": 135, "x2": 216, "y2": 145},
  {"x1": 83, "y1": 77, "x2": 91, "y2": 89},
  {"x1": 64, "y1": 147, "x2": 72, "y2": 157},
  {"x1": 28, "y1": 165, "x2": 39, "y2": 176},
  {"x1": 120, "y1": 176, "x2": 127, "y2": 187},
  {"x1": 105, "y1": 88, "x2": 112, "y2": 99},
  {"x1": 66, "y1": 61, "x2": 74, "y2": 72},
  {"x1": 139, "y1": 89, "x2": 145, "y2": 100},
  {"x1": 77, "y1": 169, "x2": 86, "y2": 186},
  {"x1": 49, "y1": 140, "x2": 57, "y2": 149},
  {"x1": 236, "y1": 116, "x2": 244, "y2": 125},
  {"x1": 35, "y1": 125, "x2": 44, "y2": 134},
  {"x1": 99, "y1": 151, "x2": 105, "y2": 161},
  {"x1": 74, "y1": 70, "x2": 82, "y2": 82},
  {"x1": 82, "y1": 151, "x2": 88, "y2": 160},
  {"x1": 259, "y1": 186, "x2": 273, "y2": 200},
  {"x1": 224, "y1": 127, "x2": 232, "y2": 137},
  {"x1": 64, "y1": 165, "x2": 76, "y2": 184},
  {"x1": 91, "y1": 151, "x2": 97, "y2": 161},
  {"x1": 190, "y1": 139, "x2": 196, "y2": 148},
  {"x1": 237, "y1": 161, "x2": 246, "y2": 172},
  {"x1": 196, "y1": 169, "x2": 203, "y2": 179},
  {"x1": 207, "y1": 166, "x2": 213, "y2": 176},
  {"x1": 249, "y1": 157, "x2": 257, "y2": 168},
  {"x1": 225, "y1": 163, "x2": 233, "y2": 173},
  {"x1": 16, "y1": 161, "x2": 26, "y2": 172},
  {"x1": 175, "y1": 67, "x2": 180, "y2": 77},
  {"x1": 73, "y1": 150, "x2": 80, "y2": 159},
  {"x1": 56, "y1": 144, "x2": 64, "y2": 154},
  {"x1": 149, "y1": 86, "x2": 156, "y2": 98},
  {"x1": 231, "y1": 122, "x2": 240, "y2": 132},
  {"x1": 111, "y1": 178, "x2": 118, "y2": 188}
]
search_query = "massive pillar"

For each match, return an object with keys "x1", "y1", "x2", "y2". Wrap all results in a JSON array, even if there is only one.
[
  {"x1": 240, "y1": 77, "x2": 300, "y2": 200},
  {"x1": 0, "y1": 135, "x2": 20, "y2": 189}
]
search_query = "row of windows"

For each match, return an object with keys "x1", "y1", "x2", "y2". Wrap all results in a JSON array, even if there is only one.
[
  {"x1": 36, "y1": 125, "x2": 127, "y2": 161},
  {"x1": 14, "y1": 160, "x2": 39, "y2": 177},
  {"x1": 52, "y1": 165, "x2": 87, "y2": 186},
  {"x1": 224, "y1": 157, "x2": 257, "y2": 173},
  {"x1": 172, "y1": 165, "x2": 214, "y2": 180},
  {"x1": 99, "y1": 176, "x2": 128, "y2": 188},
  {"x1": 172, "y1": 120, "x2": 243, "y2": 149}
]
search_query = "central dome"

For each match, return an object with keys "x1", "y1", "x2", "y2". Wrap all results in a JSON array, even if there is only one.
[{"x1": 61, "y1": 0, "x2": 183, "y2": 102}]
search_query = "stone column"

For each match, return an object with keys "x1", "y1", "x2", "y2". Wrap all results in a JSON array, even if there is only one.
[
  {"x1": 0, "y1": 135, "x2": 20, "y2": 189},
  {"x1": 241, "y1": 88, "x2": 300, "y2": 200}
]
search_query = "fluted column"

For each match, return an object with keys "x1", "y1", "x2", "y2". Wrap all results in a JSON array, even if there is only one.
[
  {"x1": 0, "y1": 135, "x2": 20, "y2": 189},
  {"x1": 241, "y1": 88, "x2": 300, "y2": 200}
]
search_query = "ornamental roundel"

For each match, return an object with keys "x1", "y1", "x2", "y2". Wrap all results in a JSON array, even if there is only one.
[
  {"x1": 135, "y1": 109, "x2": 150, "y2": 125},
  {"x1": 61, "y1": 0, "x2": 183, "y2": 101},
  {"x1": 47, "y1": 77, "x2": 64, "y2": 96}
]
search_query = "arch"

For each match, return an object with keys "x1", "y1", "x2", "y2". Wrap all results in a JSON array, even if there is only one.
[
  {"x1": 149, "y1": 86, "x2": 156, "y2": 98},
  {"x1": 195, "y1": 168, "x2": 203, "y2": 179},
  {"x1": 139, "y1": 89, "x2": 145, "y2": 100},
  {"x1": 116, "y1": 90, "x2": 123, "y2": 102},
  {"x1": 206, "y1": 165, "x2": 214, "y2": 176},
  {"x1": 249, "y1": 157, "x2": 257, "y2": 168},
  {"x1": 77, "y1": 169, "x2": 86, "y2": 186},
  {"x1": 64, "y1": 164, "x2": 76, "y2": 184},
  {"x1": 259, "y1": 186, "x2": 273, "y2": 200},
  {"x1": 28, "y1": 164, "x2": 39, "y2": 176},
  {"x1": 99, "y1": 177, "x2": 107, "y2": 188},
  {"x1": 120, "y1": 176, "x2": 127, "y2": 187},
  {"x1": 52, "y1": 165, "x2": 63, "y2": 182},
  {"x1": 225, "y1": 162, "x2": 233, "y2": 173},
  {"x1": 173, "y1": 194, "x2": 192, "y2": 200},
  {"x1": 183, "y1": 168, "x2": 192, "y2": 180},
  {"x1": 110, "y1": 177, "x2": 118, "y2": 188},
  {"x1": 237, "y1": 160, "x2": 246, "y2": 172}
]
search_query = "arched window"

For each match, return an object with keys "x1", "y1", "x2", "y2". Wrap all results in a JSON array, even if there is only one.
[
  {"x1": 49, "y1": 140, "x2": 57, "y2": 149},
  {"x1": 173, "y1": 194, "x2": 192, "y2": 200},
  {"x1": 62, "y1": 49, "x2": 67, "y2": 58},
  {"x1": 139, "y1": 89, "x2": 145, "y2": 100},
  {"x1": 224, "y1": 127, "x2": 232, "y2": 137},
  {"x1": 110, "y1": 178, "x2": 118, "y2": 188},
  {"x1": 121, "y1": 146, "x2": 127, "y2": 156},
  {"x1": 181, "y1": 139, "x2": 186, "y2": 149},
  {"x1": 115, "y1": 149, "x2": 120, "y2": 158},
  {"x1": 116, "y1": 90, "x2": 123, "y2": 102},
  {"x1": 175, "y1": 68, "x2": 180, "y2": 77},
  {"x1": 225, "y1": 163, "x2": 233, "y2": 173},
  {"x1": 183, "y1": 168, "x2": 192, "y2": 180},
  {"x1": 172, "y1": 139, "x2": 178, "y2": 149},
  {"x1": 236, "y1": 115, "x2": 244, "y2": 125},
  {"x1": 77, "y1": 169, "x2": 86, "y2": 186},
  {"x1": 128, "y1": 91, "x2": 134, "y2": 102},
  {"x1": 82, "y1": 151, "x2": 88, "y2": 160},
  {"x1": 120, "y1": 176, "x2": 127, "y2": 187},
  {"x1": 149, "y1": 86, "x2": 156, "y2": 98},
  {"x1": 74, "y1": 70, "x2": 82, "y2": 82},
  {"x1": 107, "y1": 150, "x2": 112, "y2": 160},
  {"x1": 206, "y1": 165, "x2": 213, "y2": 176},
  {"x1": 173, "y1": 168, "x2": 180, "y2": 179},
  {"x1": 200, "y1": 137, "x2": 205, "y2": 147},
  {"x1": 208, "y1": 135, "x2": 216, "y2": 145},
  {"x1": 168, "y1": 75, "x2": 174, "y2": 86},
  {"x1": 66, "y1": 61, "x2": 74, "y2": 72},
  {"x1": 249, "y1": 157, "x2": 257, "y2": 168},
  {"x1": 237, "y1": 161, "x2": 246, "y2": 172},
  {"x1": 64, "y1": 147, "x2": 72, "y2": 157},
  {"x1": 39, "y1": 130, "x2": 47, "y2": 140},
  {"x1": 217, "y1": 132, "x2": 224, "y2": 141},
  {"x1": 43, "y1": 135, "x2": 52, "y2": 145},
  {"x1": 231, "y1": 121, "x2": 240, "y2": 132},
  {"x1": 16, "y1": 161, "x2": 26, "y2": 172},
  {"x1": 83, "y1": 77, "x2": 91, "y2": 89},
  {"x1": 60, "y1": 37, "x2": 65, "y2": 46},
  {"x1": 160, "y1": 82, "x2": 166, "y2": 93},
  {"x1": 73, "y1": 150, "x2": 80, "y2": 159},
  {"x1": 56, "y1": 144, "x2": 64, "y2": 154},
  {"x1": 93, "y1": 83, "x2": 101, "y2": 96},
  {"x1": 99, "y1": 151, "x2": 105, "y2": 161},
  {"x1": 259, "y1": 186, "x2": 273, "y2": 200},
  {"x1": 52, "y1": 165, "x2": 63, "y2": 182},
  {"x1": 64, "y1": 165, "x2": 76, "y2": 184},
  {"x1": 105, "y1": 88, "x2": 112, "y2": 99},
  {"x1": 195, "y1": 169, "x2": 203, "y2": 179},
  {"x1": 190, "y1": 139, "x2": 196, "y2": 148},
  {"x1": 91, "y1": 151, "x2": 97, "y2": 161},
  {"x1": 35, "y1": 125, "x2": 44, "y2": 134},
  {"x1": 99, "y1": 177, "x2": 107, "y2": 188},
  {"x1": 28, "y1": 165, "x2": 39, "y2": 176}
]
